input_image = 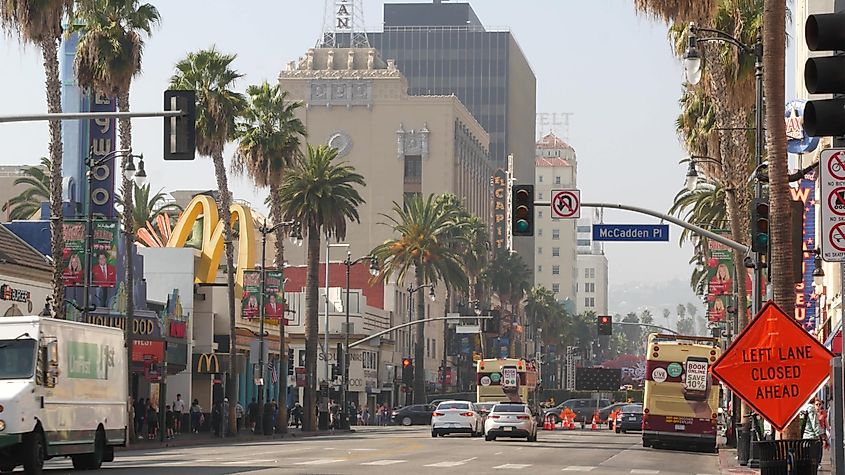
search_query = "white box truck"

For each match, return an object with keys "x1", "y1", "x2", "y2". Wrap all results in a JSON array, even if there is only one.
[{"x1": 0, "y1": 316, "x2": 127, "y2": 474}]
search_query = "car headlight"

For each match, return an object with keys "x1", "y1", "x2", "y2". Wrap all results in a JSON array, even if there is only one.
[{"x1": 0, "y1": 419, "x2": 5, "y2": 431}]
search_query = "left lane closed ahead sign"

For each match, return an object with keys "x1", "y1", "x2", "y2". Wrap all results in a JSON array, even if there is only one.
[{"x1": 710, "y1": 301, "x2": 834, "y2": 431}]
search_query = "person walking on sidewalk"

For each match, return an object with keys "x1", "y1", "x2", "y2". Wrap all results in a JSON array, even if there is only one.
[
  {"x1": 190, "y1": 399, "x2": 203, "y2": 433},
  {"x1": 147, "y1": 401, "x2": 158, "y2": 440},
  {"x1": 290, "y1": 402, "x2": 303, "y2": 429},
  {"x1": 247, "y1": 398, "x2": 258, "y2": 432},
  {"x1": 222, "y1": 398, "x2": 230, "y2": 437},
  {"x1": 235, "y1": 400, "x2": 244, "y2": 433},
  {"x1": 165, "y1": 405, "x2": 175, "y2": 440},
  {"x1": 173, "y1": 394, "x2": 186, "y2": 435},
  {"x1": 802, "y1": 397, "x2": 824, "y2": 469}
]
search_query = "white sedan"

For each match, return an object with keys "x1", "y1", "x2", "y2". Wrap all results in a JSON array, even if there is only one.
[
  {"x1": 431, "y1": 401, "x2": 483, "y2": 437},
  {"x1": 484, "y1": 403, "x2": 538, "y2": 442}
]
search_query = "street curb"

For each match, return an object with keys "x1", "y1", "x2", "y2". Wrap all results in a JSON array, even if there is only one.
[
  {"x1": 118, "y1": 429, "x2": 355, "y2": 452},
  {"x1": 718, "y1": 448, "x2": 756, "y2": 475}
]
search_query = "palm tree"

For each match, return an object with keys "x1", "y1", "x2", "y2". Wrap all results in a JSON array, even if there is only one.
[
  {"x1": 371, "y1": 193, "x2": 467, "y2": 402},
  {"x1": 3, "y1": 157, "x2": 50, "y2": 220},
  {"x1": 278, "y1": 144, "x2": 365, "y2": 431},
  {"x1": 116, "y1": 183, "x2": 182, "y2": 235},
  {"x1": 170, "y1": 48, "x2": 247, "y2": 435},
  {"x1": 487, "y1": 249, "x2": 531, "y2": 356},
  {"x1": 1, "y1": 0, "x2": 72, "y2": 317},
  {"x1": 233, "y1": 81, "x2": 305, "y2": 432}
]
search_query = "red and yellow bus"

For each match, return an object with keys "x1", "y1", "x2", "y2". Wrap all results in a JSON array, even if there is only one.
[
  {"x1": 476, "y1": 358, "x2": 539, "y2": 405},
  {"x1": 642, "y1": 333, "x2": 721, "y2": 451}
]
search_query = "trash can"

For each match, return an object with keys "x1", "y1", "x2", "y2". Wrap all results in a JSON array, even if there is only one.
[
  {"x1": 737, "y1": 423, "x2": 751, "y2": 466},
  {"x1": 754, "y1": 439, "x2": 822, "y2": 475}
]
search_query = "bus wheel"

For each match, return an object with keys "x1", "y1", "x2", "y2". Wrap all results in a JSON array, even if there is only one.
[{"x1": 642, "y1": 439, "x2": 651, "y2": 448}]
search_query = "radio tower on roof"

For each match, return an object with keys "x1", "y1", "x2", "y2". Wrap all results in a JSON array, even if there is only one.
[{"x1": 319, "y1": 0, "x2": 370, "y2": 48}]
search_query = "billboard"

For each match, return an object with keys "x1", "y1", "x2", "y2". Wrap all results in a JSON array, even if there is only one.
[{"x1": 61, "y1": 219, "x2": 118, "y2": 288}]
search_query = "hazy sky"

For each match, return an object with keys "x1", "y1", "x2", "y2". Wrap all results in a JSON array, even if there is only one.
[{"x1": 0, "y1": 0, "x2": 702, "y2": 299}]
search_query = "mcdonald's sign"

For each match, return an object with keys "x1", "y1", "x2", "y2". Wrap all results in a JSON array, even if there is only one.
[
  {"x1": 194, "y1": 353, "x2": 221, "y2": 374},
  {"x1": 166, "y1": 195, "x2": 257, "y2": 294}
]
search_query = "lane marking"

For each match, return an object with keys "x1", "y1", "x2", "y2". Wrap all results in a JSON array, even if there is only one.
[
  {"x1": 495, "y1": 451, "x2": 504, "y2": 455},
  {"x1": 425, "y1": 456, "x2": 478, "y2": 468},
  {"x1": 361, "y1": 460, "x2": 407, "y2": 465},
  {"x1": 630, "y1": 471, "x2": 660, "y2": 474},
  {"x1": 294, "y1": 458, "x2": 346, "y2": 465},
  {"x1": 222, "y1": 459, "x2": 276, "y2": 465},
  {"x1": 494, "y1": 463, "x2": 532, "y2": 469},
  {"x1": 563, "y1": 467, "x2": 596, "y2": 472}
]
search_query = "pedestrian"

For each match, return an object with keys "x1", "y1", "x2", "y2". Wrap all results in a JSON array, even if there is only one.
[
  {"x1": 165, "y1": 405, "x2": 175, "y2": 440},
  {"x1": 190, "y1": 399, "x2": 203, "y2": 433},
  {"x1": 134, "y1": 398, "x2": 146, "y2": 439},
  {"x1": 173, "y1": 394, "x2": 186, "y2": 435},
  {"x1": 270, "y1": 399, "x2": 279, "y2": 432},
  {"x1": 247, "y1": 398, "x2": 258, "y2": 432},
  {"x1": 362, "y1": 406, "x2": 370, "y2": 426},
  {"x1": 235, "y1": 400, "x2": 244, "y2": 433},
  {"x1": 211, "y1": 401, "x2": 221, "y2": 437},
  {"x1": 147, "y1": 401, "x2": 158, "y2": 440},
  {"x1": 128, "y1": 397, "x2": 136, "y2": 441},
  {"x1": 802, "y1": 397, "x2": 824, "y2": 468},
  {"x1": 222, "y1": 398, "x2": 230, "y2": 437},
  {"x1": 329, "y1": 400, "x2": 340, "y2": 429},
  {"x1": 290, "y1": 402, "x2": 303, "y2": 429}
]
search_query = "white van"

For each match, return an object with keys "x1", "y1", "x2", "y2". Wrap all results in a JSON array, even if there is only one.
[{"x1": 0, "y1": 316, "x2": 127, "y2": 474}]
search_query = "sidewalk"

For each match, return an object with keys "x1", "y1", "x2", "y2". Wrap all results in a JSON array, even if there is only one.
[
  {"x1": 719, "y1": 447, "x2": 833, "y2": 474},
  {"x1": 119, "y1": 427, "x2": 354, "y2": 452}
]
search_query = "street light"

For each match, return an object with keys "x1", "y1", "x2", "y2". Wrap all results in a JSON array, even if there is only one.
[
  {"x1": 681, "y1": 156, "x2": 722, "y2": 191},
  {"x1": 324, "y1": 242, "x2": 349, "y2": 421},
  {"x1": 683, "y1": 29, "x2": 703, "y2": 85},
  {"x1": 406, "y1": 282, "x2": 436, "y2": 405},
  {"x1": 340, "y1": 252, "x2": 379, "y2": 429},
  {"x1": 813, "y1": 249, "x2": 825, "y2": 286}
]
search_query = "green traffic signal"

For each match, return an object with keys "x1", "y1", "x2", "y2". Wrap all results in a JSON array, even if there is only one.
[{"x1": 515, "y1": 219, "x2": 529, "y2": 233}]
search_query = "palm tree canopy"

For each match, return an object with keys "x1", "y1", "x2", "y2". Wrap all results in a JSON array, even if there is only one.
[
  {"x1": 371, "y1": 193, "x2": 467, "y2": 291},
  {"x1": 233, "y1": 82, "x2": 306, "y2": 188},
  {"x1": 632, "y1": 0, "x2": 715, "y2": 24},
  {"x1": 487, "y1": 249, "x2": 530, "y2": 307},
  {"x1": 2, "y1": 157, "x2": 49, "y2": 220},
  {"x1": 278, "y1": 144, "x2": 365, "y2": 240},
  {"x1": 71, "y1": 0, "x2": 160, "y2": 95},
  {"x1": 0, "y1": 0, "x2": 70, "y2": 43},
  {"x1": 116, "y1": 183, "x2": 182, "y2": 233},
  {"x1": 169, "y1": 47, "x2": 247, "y2": 158}
]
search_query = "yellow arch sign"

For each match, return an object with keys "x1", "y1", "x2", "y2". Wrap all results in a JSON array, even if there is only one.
[{"x1": 166, "y1": 195, "x2": 256, "y2": 293}]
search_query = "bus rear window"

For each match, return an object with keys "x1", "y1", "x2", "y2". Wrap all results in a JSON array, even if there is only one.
[{"x1": 492, "y1": 404, "x2": 526, "y2": 413}]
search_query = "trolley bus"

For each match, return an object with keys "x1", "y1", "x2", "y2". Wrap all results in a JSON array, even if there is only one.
[
  {"x1": 476, "y1": 358, "x2": 539, "y2": 405},
  {"x1": 642, "y1": 333, "x2": 721, "y2": 451}
]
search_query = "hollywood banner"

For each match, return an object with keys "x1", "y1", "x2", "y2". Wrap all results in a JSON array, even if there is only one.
[
  {"x1": 706, "y1": 233, "x2": 733, "y2": 323},
  {"x1": 61, "y1": 220, "x2": 118, "y2": 288},
  {"x1": 241, "y1": 269, "x2": 285, "y2": 324}
]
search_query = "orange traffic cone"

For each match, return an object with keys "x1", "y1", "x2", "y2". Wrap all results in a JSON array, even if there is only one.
[
  {"x1": 543, "y1": 415, "x2": 552, "y2": 430},
  {"x1": 591, "y1": 414, "x2": 598, "y2": 431},
  {"x1": 568, "y1": 416, "x2": 575, "y2": 430}
]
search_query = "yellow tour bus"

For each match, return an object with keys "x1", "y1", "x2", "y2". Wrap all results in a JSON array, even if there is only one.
[
  {"x1": 642, "y1": 333, "x2": 721, "y2": 452},
  {"x1": 476, "y1": 358, "x2": 539, "y2": 405}
]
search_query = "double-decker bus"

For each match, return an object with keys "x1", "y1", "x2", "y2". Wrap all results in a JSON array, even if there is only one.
[
  {"x1": 476, "y1": 358, "x2": 539, "y2": 405},
  {"x1": 642, "y1": 333, "x2": 721, "y2": 451}
]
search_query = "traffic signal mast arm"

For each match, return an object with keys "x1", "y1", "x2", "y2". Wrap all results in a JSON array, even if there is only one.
[
  {"x1": 348, "y1": 315, "x2": 492, "y2": 349},
  {"x1": 615, "y1": 321, "x2": 679, "y2": 335},
  {"x1": 0, "y1": 110, "x2": 183, "y2": 122}
]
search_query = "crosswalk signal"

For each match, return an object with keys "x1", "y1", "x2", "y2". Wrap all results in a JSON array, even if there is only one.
[
  {"x1": 804, "y1": 10, "x2": 845, "y2": 137},
  {"x1": 751, "y1": 198, "x2": 770, "y2": 253},
  {"x1": 511, "y1": 185, "x2": 534, "y2": 237},
  {"x1": 401, "y1": 357, "x2": 414, "y2": 385},
  {"x1": 598, "y1": 315, "x2": 612, "y2": 336}
]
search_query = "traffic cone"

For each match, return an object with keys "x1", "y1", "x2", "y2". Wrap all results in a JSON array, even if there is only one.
[
  {"x1": 568, "y1": 416, "x2": 575, "y2": 430},
  {"x1": 591, "y1": 414, "x2": 598, "y2": 431},
  {"x1": 543, "y1": 415, "x2": 552, "y2": 431}
]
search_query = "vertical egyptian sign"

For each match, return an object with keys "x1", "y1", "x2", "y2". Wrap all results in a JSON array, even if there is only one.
[
  {"x1": 792, "y1": 174, "x2": 817, "y2": 331},
  {"x1": 492, "y1": 169, "x2": 508, "y2": 249},
  {"x1": 241, "y1": 270, "x2": 260, "y2": 319},
  {"x1": 336, "y1": 0, "x2": 351, "y2": 29},
  {"x1": 89, "y1": 91, "x2": 117, "y2": 218},
  {"x1": 62, "y1": 220, "x2": 86, "y2": 287},
  {"x1": 91, "y1": 221, "x2": 118, "y2": 288}
]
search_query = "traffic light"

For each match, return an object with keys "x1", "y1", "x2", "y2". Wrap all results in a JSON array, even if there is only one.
[
  {"x1": 331, "y1": 364, "x2": 340, "y2": 380},
  {"x1": 164, "y1": 90, "x2": 196, "y2": 160},
  {"x1": 751, "y1": 198, "x2": 770, "y2": 253},
  {"x1": 484, "y1": 309, "x2": 501, "y2": 334},
  {"x1": 597, "y1": 315, "x2": 612, "y2": 336},
  {"x1": 804, "y1": 10, "x2": 845, "y2": 137},
  {"x1": 401, "y1": 357, "x2": 414, "y2": 385},
  {"x1": 511, "y1": 184, "x2": 534, "y2": 237}
]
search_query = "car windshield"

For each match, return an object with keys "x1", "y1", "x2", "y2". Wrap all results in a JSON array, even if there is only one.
[
  {"x1": 438, "y1": 402, "x2": 469, "y2": 410},
  {"x1": 622, "y1": 404, "x2": 643, "y2": 413},
  {"x1": 492, "y1": 404, "x2": 526, "y2": 413},
  {"x1": 0, "y1": 338, "x2": 36, "y2": 380}
]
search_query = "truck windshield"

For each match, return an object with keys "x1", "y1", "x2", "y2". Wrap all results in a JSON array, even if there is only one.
[{"x1": 0, "y1": 339, "x2": 36, "y2": 379}]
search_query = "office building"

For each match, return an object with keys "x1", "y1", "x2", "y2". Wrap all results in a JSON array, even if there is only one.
[{"x1": 576, "y1": 215, "x2": 609, "y2": 315}]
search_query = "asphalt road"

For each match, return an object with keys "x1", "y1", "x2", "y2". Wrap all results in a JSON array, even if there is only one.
[{"x1": 30, "y1": 426, "x2": 722, "y2": 474}]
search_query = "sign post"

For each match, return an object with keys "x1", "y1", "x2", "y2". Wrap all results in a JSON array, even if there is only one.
[
  {"x1": 710, "y1": 302, "x2": 834, "y2": 431},
  {"x1": 820, "y1": 148, "x2": 845, "y2": 261}
]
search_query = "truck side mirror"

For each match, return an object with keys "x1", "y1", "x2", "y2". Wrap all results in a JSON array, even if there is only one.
[{"x1": 45, "y1": 340, "x2": 59, "y2": 388}]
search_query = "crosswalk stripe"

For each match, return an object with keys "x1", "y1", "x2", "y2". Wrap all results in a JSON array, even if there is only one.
[
  {"x1": 425, "y1": 457, "x2": 477, "y2": 468},
  {"x1": 630, "y1": 471, "x2": 659, "y2": 474},
  {"x1": 294, "y1": 458, "x2": 346, "y2": 465},
  {"x1": 562, "y1": 467, "x2": 596, "y2": 472},
  {"x1": 361, "y1": 460, "x2": 407, "y2": 465},
  {"x1": 222, "y1": 459, "x2": 276, "y2": 465},
  {"x1": 494, "y1": 463, "x2": 532, "y2": 469}
]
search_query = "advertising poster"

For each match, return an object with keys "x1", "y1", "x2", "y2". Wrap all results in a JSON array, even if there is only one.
[
  {"x1": 241, "y1": 270, "x2": 285, "y2": 323},
  {"x1": 264, "y1": 270, "x2": 285, "y2": 323},
  {"x1": 706, "y1": 233, "x2": 733, "y2": 323},
  {"x1": 62, "y1": 220, "x2": 86, "y2": 287},
  {"x1": 90, "y1": 221, "x2": 118, "y2": 288},
  {"x1": 241, "y1": 270, "x2": 260, "y2": 319}
]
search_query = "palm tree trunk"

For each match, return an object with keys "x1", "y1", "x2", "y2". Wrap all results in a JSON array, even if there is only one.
[
  {"x1": 414, "y1": 268, "x2": 426, "y2": 404},
  {"x1": 42, "y1": 37, "x2": 64, "y2": 318},
  {"x1": 725, "y1": 190, "x2": 749, "y2": 331},
  {"x1": 211, "y1": 151, "x2": 239, "y2": 436},
  {"x1": 763, "y1": 0, "x2": 796, "y2": 439},
  {"x1": 271, "y1": 186, "x2": 288, "y2": 433},
  {"x1": 304, "y1": 223, "x2": 321, "y2": 431}
]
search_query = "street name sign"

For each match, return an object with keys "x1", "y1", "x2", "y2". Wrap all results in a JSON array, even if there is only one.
[
  {"x1": 710, "y1": 302, "x2": 833, "y2": 431},
  {"x1": 820, "y1": 148, "x2": 845, "y2": 261},
  {"x1": 455, "y1": 324, "x2": 481, "y2": 334},
  {"x1": 551, "y1": 189, "x2": 580, "y2": 219},
  {"x1": 592, "y1": 224, "x2": 670, "y2": 242}
]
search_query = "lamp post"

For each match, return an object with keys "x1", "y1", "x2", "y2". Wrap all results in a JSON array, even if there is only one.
[
  {"x1": 406, "y1": 282, "x2": 436, "y2": 405},
  {"x1": 323, "y1": 242, "x2": 349, "y2": 418},
  {"x1": 254, "y1": 219, "x2": 301, "y2": 435},
  {"x1": 340, "y1": 252, "x2": 379, "y2": 429},
  {"x1": 681, "y1": 156, "x2": 723, "y2": 191}
]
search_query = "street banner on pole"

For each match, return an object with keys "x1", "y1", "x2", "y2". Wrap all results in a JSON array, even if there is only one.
[
  {"x1": 264, "y1": 270, "x2": 285, "y2": 324},
  {"x1": 90, "y1": 220, "x2": 118, "y2": 288},
  {"x1": 242, "y1": 269, "x2": 285, "y2": 324},
  {"x1": 706, "y1": 233, "x2": 734, "y2": 324},
  {"x1": 242, "y1": 270, "x2": 260, "y2": 319},
  {"x1": 61, "y1": 220, "x2": 86, "y2": 287},
  {"x1": 710, "y1": 301, "x2": 834, "y2": 431}
]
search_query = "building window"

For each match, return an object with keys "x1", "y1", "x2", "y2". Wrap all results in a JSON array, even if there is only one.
[
  {"x1": 586, "y1": 282, "x2": 595, "y2": 293},
  {"x1": 538, "y1": 191, "x2": 544, "y2": 200},
  {"x1": 577, "y1": 239, "x2": 591, "y2": 247},
  {"x1": 552, "y1": 247, "x2": 560, "y2": 257},
  {"x1": 554, "y1": 176, "x2": 561, "y2": 184},
  {"x1": 584, "y1": 297, "x2": 595, "y2": 308},
  {"x1": 552, "y1": 265, "x2": 560, "y2": 275},
  {"x1": 552, "y1": 229, "x2": 560, "y2": 240},
  {"x1": 537, "y1": 247, "x2": 543, "y2": 255},
  {"x1": 552, "y1": 283, "x2": 560, "y2": 293},
  {"x1": 404, "y1": 155, "x2": 422, "y2": 184},
  {"x1": 537, "y1": 265, "x2": 543, "y2": 273},
  {"x1": 538, "y1": 175, "x2": 544, "y2": 183},
  {"x1": 538, "y1": 210, "x2": 543, "y2": 218},
  {"x1": 577, "y1": 225, "x2": 591, "y2": 232},
  {"x1": 585, "y1": 268, "x2": 595, "y2": 279},
  {"x1": 538, "y1": 228, "x2": 543, "y2": 237}
]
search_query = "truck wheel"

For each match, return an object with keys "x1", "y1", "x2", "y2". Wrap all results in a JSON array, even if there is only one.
[
  {"x1": 22, "y1": 431, "x2": 45, "y2": 475},
  {"x1": 72, "y1": 429, "x2": 105, "y2": 470},
  {"x1": 0, "y1": 465, "x2": 15, "y2": 473}
]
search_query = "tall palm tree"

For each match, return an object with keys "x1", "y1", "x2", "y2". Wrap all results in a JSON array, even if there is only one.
[
  {"x1": 372, "y1": 193, "x2": 467, "y2": 402},
  {"x1": 233, "y1": 81, "x2": 305, "y2": 432},
  {"x1": 486, "y1": 249, "x2": 531, "y2": 356},
  {"x1": 3, "y1": 157, "x2": 50, "y2": 220},
  {"x1": 278, "y1": 144, "x2": 365, "y2": 431},
  {"x1": 116, "y1": 183, "x2": 182, "y2": 235},
  {"x1": 1, "y1": 0, "x2": 72, "y2": 317},
  {"x1": 170, "y1": 48, "x2": 247, "y2": 435}
]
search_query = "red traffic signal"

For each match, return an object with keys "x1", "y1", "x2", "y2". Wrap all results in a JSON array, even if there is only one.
[
  {"x1": 598, "y1": 315, "x2": 612, "y2": 335},
  {"x1": 402, "y1": 357, "x2": 412, "y2": 368}
]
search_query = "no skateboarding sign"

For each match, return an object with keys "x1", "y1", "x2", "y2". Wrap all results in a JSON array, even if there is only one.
[
  {"x1": 551, "y1": 189, "x2": 580, "y2": 219},
  {"x1": 821, "y1": 149, "x2": 845, "y2": 261}
]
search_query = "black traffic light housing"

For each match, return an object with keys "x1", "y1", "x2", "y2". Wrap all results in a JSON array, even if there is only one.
[
  {"x1": 512, "y1": 184, "x2": 534, "y2": 237},
  {"x1": 804, "y1": 11, "x2": 845, "y2": 137},
  {"x1": 484, "y1": 309, "x2": 501, "y2": 334},
  {"x1": 164, "y1": 90, "x2": 196, "y2": 160},
  {"x1": 401, "y1": 357, "x2": 414, "y2": 385},
  {"x1": 598, "y1": 315, "x2": 612, "y2": 336},
  {"x1": 751, "y1": 198, "x2": 770, "y2": 253}
]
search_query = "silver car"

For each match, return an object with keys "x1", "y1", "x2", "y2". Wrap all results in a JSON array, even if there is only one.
[{"x1": 484, "y1": 403, "x2": 538, "y2": 442}]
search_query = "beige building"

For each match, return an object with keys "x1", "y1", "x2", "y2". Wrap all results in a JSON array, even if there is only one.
[{"x1": 534, "y1": 134, "x2": 577, "y2": 304}]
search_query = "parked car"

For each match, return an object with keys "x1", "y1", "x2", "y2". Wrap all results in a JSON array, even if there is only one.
[
  {"x1": 543, "y1": 398, "x2": 610, "y2": 424},
  {"x1": 391, "y1": 404, "x2": 434, "y2": 426},
  {"x1": 431, "y1": 401, "x2": 483, "y2": 437},
  {"x1": 614, "y1": 404, "x2": 643, "y2": 433},
  {"x1": 484, "y1": 403, "x2": 538, "y2": 442}
]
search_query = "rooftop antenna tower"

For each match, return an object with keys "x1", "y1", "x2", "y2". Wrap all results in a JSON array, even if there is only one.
[{"x1": 320, "y1": 0, "x2": 370, "y2": 48}]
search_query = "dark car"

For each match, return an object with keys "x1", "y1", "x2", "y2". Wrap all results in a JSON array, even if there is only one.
[
  {"x1": 543, "y1": 398, "x2": 610, "y2": 424},
  {"x1": 614, "y1": 404, "x2": 643, "y2": 433},
  {"x1": 391, "y1": 404, "x2": 434, "y2": 426},
  {"x1": 599, "y1": 402, "x2": 630, "y2": 426}
]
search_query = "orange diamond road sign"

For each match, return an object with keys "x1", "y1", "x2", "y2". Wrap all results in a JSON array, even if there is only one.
[{"x1": 711, "y1": 301, "x2": 834, "y2": 431}]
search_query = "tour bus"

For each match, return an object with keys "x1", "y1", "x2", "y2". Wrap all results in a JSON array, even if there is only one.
[
  {"x1": 476, "y1": 358, "x2": 539, "y2": 406},
  {"x1": 642, "y1": 333, "x2": 721, "y2": 452}
]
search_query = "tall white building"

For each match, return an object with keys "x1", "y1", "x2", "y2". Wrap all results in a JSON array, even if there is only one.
[
  {"x1": 534, "y1": 134, "x2": 577, "y2": 305},
  {"x1": 576, "y1": 213, "x2": 609, "y2": 315}
]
